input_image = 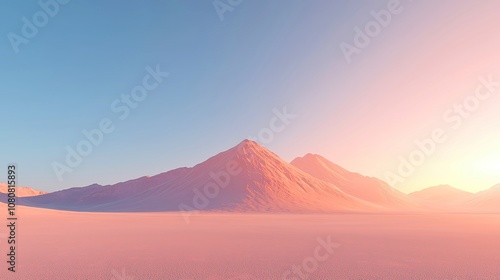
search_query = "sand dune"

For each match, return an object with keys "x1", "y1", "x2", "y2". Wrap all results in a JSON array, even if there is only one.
[{"x1": 0, "y1": 204, "x2": 499, "y2": 279}]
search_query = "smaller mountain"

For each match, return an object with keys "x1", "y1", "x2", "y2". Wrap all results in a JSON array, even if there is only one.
[
  {"x1": 291, "y1": 154, "x2": 417, "y2": 209},
  {"x1": 0, "y1": 183, "x2": 47, "y2": 197},
  {"x1": 461, "y1": 184, "x2": 500, "y2": 212},
  {"x1": 409, "y1": 185, "x2": 474, "y2": 205}
]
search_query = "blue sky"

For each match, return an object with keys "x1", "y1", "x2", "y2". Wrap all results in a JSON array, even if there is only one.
[
  {"x1": 1, "y1": 0, "x2": 499, "y2": 193},
  {"x1": 0, "y1": 0, "x2": 357, "y2": 190}
]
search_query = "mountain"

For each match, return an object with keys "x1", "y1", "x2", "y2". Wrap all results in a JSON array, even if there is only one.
[
  {"x1": 409, "y1": 185, "x2": 474, "y2": 205},
  {"x1": 409, "y1": 184, "x2": 500, "y2": 212},
  {"x1": 3, "y1": 142, "x2": 496, "y2": 214},
  {"x1": 291, "y1": 154, "x2": 417, "y2": 209},
  {"x1": 0, "y1": 183, "x2": 47, "y2": 197},
  {"x1": 460, "y1": 184, "x2": 500, "y2": 212},
  {"x1": 16, "y1": 140, "x2": 380, "y2": 213}
]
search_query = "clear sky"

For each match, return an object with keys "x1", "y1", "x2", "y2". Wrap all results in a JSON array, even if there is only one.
[{"x1": 1, "y1": 0, "x2": 499, "y2": 193}]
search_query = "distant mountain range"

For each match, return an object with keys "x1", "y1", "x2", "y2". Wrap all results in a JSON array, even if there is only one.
[
  {"x1": 409, "y1": 184, "x2": 500, "y2": 212},
  {"x1": 409, "y1": 185, "x2": 474, "y2": 204},
  {"x1": 0, "y1": 183, "x2": 47, "y2": 197},
  {"x1": 462, "y1": 184, "x2": 500, "y2": 211},
  {"x1": 1, "y1": 140, "x2": 499, "y2": 213}
]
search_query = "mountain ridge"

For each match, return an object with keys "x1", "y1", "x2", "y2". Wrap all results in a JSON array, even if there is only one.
[
  {"x1": 9, "y1": 140, "x2": 379, "y2": 213},
  {"x1": 2, "y1": 140, "x2": 499, "y2": 213}
]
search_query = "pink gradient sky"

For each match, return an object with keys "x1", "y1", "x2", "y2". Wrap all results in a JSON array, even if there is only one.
[{"x1": 274, "y1": 0, "x2": 500, "y2": 193}]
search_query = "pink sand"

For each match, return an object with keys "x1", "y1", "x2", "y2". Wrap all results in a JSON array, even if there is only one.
[{"x1": 1, "y1": 205, "x2": 499, "y2": 279}]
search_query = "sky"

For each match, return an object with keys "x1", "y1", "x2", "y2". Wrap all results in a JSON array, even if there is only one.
[{"x1": 1, "y1": 0, "x2": 499, "y2": 193}]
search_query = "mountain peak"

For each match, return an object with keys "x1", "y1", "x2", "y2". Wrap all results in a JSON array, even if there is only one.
[
  {"x1": 294, "y1": 153, "x2": 339, "y2": 164},
  {"x1": 415, "y1": 185, "x2": 469, "y2": 193},
  {"x1": 409, "y1": 185, "x2": 473, "y2": 204},
  {"x1": 237, "y1": 139, "x2": 260, "y2": 149},
  {"x1": 292, "y1": 153, "x2": 349, "y2": 176},
  {"x1": 427, "y1": 185, "x2": 456, "y2": 191},
  {"x1": 231, "y1": 139, "x2": 278, "y2": 160},
  {"x1": 301, "y1": 153, "x2": 325, "y2": 161}
]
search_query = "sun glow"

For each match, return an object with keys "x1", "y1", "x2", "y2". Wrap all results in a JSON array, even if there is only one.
[{"x1": 475, "y1": 158, "x2": 500, "y2": 172}]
